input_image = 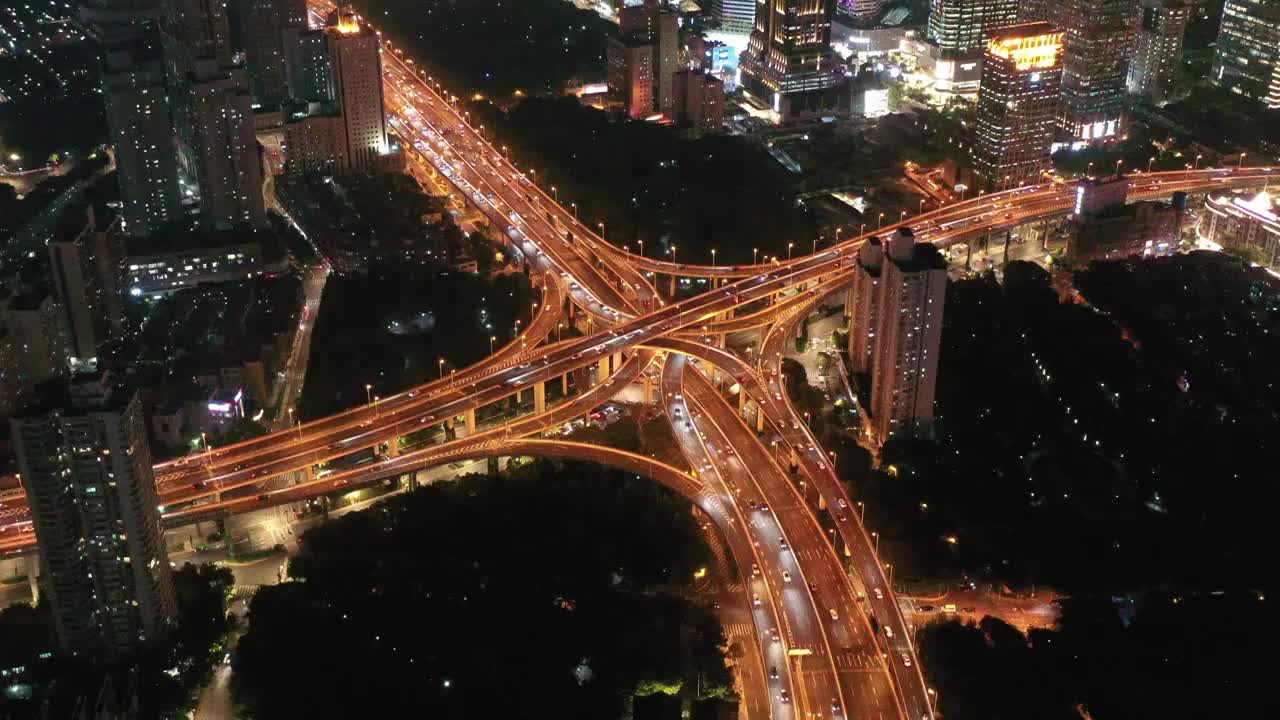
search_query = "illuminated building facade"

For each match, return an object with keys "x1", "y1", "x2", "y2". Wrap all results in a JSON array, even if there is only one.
[
  {"x1": 1200, "y1": 189, "x2": 1280, "y2": 268},
  {"x1": 837, "y1": 0, "x2": 885, "y2": 22},
  {"x1": 1211, "y1": 0, "x2": 1280, "y2": 107},
  {"x1": 1047, "y1": 0, "x2": 1137, "y2": 143},
  {"x1": 739, "y1": 0, "x2": 842, "y2": 122},
  {"x1": 970, "y1": 23, "x2": 1063, "y2": 189},
  {"x1": 672, "y1": 69, "x2": 726, "y2": 133},
  {"x1": 1126, "y1": 0, "x2": 1189, "y2": 103},
  {"x1": 846, "y1": 236, "x2": 882, "y2": 375}
]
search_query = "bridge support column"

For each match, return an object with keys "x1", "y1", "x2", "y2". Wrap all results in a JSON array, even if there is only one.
[
  {"x1": 465, "y1": 408, "x2": 476, "y2": 435},
  {"x1": 642, "y1": 375, "x2": 654, "y2": 404},
  {"x1": 669, "y1": 275, "x2": 677, "y2": 297},
  {"x1": 612, "y1": 352, "x2": 623, "y2": 374},
  {"x1": 534, "y1": 381, "x2": 546, "y2": 414},
  {"x1": 738, "y1": 385, "x2": 747, "y2": 413},
  {"x1": 388, "y1": 439, "x2": 400, "y2": 458},
  {"x1": 561, "y1": 372, "x2": 568, "y2": 395},
  {"x1": 844, "y1": 285, "x2": 855, "y2": 320},
  {"x1": 756, "y1": 403, "x2": 766, "y2": 433},
  {"x1": 598, "y1": 355, "x2": 611, "y2": 383},
  {"x1": 487, "y1": 456, "x2": 500, "y2": 474}
]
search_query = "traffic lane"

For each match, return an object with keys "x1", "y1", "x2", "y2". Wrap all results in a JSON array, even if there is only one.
[
  {"x1": 683, "y1": 368, "x2": 854, "y2": 719},
  {"x1": 382, "y1": 55, "x2": 654, "y2": 310},
  {"x1": 660, "y1": 354, "x2": 798, "y2": 720},
  {"x1": 756, "y1": 302, "x2": 927, "y2": 719}
]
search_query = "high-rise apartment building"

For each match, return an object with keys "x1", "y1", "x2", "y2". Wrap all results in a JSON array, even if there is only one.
[
  {"x1": 868, "y1": 230, "x2": 948, "y2": 441},
  {"x1": 1046, "y1": 0, "x2": 1137, "y2": 142},
  {"x1": 740, "y1": 0, "x2": 842, "y2": 122},
  {"x1": 102, "y1": 43, "x2": 181, "y2": 238},
  {"x1": 12, "y1": 370, "x2": 175, "y2": 658},
  {"x1": 189, "y1": 59, "x2": 266, "y2": 228},
  {"x1": 1211, "y1": 0, "x2": 1280, "y2": 107},
  {"x1": 672, "y1": 69, "x2": 726, "y2": 134},
  {"x1": 846, "y1": 236, "x2": 883, "y2": 375},
  {"x1": 709, "y1": 0, "x2": 756, "y2": 33},
  {"x1": 164, "y1": 0, "x2": 230, "y2": 68},
  {"x1": 607, "y1": 34, "x2": 655, "y2": 118},
  {"x1": 2, "y1": 288, "x2": 71, "y2": 387},
  {"x1": 48, "y1": 206, "x2": 124, "y2": 361},
  {"x1": 230, "y1": 0, "x2": 293, "y2": 107},
  {"x1": 616, "y1": 1, "x2": 680, "y2": 116},
  {"x1": 324, "y1": 7, "x2": 388, "y2": 172},
  {"x1": 926, "y1": 0, "x2": 1019, "y2": 93},
  {"x1": 1127, "y1": 0, "x2": 1189, "y2": 102},
  {"x1": 971, "y1": 23, "x2": 1063, "y2": 189}
]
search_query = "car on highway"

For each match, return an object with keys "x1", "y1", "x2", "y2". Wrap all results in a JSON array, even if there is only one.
[
  {"x1": 782, "y1": 571, "x2": 792, "y2": 583},
  {"x1": 779, "y1": 689, "x2": 790, "y2": 704},
  {"x1": 753, "y1": 593, "x2": 762, "y2": 606},
  {"x1": 902, "y1": 653, "x2": 912, "y2": 667},
  {"x1": 829, "y1": 608, "x2": 839, "y2": 620},
  {"x1": 874, "y1": 587, "x2": 884, "y2": 599},
  {"x1": 769, "y1": 665, "x2": 779, "y2": 680},
  {"x1": 779, "y1": 538, "x2": 789, "y2": 551}
]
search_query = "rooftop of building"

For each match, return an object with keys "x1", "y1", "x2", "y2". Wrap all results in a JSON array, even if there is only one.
[
  {"x1": 5, "y1": 287, "x2": 51, "y2": 312},
  {"x1": 21, "y1": 369, "x2": 134, "y2": 418},
  {"x1": 887, "y1": 239, "x2": 947, "y2": 272},
  {"x1": 123, "y1": 220, "x2": 271, "y2": 258}
]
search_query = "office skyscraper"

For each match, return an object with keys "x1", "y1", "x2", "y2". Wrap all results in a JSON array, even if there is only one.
[
  {"x1": 1126, "y1": 0, "x2": 1189, "y2": 103},
  {"x1": 189, "y1": 59, "x2": 266, "y2": 228},
  {"x1": 971, "y1": 22, "x2": 1064, "y2": 189},
  {"x1": 709, "y1": 0, "x2": 755, "y2": 33},
  {"x1": 846, "y1": 236, "x2": 883, "y2": 376},
  {"x1": 12, "y1": 370, "x2": 175, "y2": 658},
  {"x1": 1211, "y1": 0, "x2": 1280, "y2": 107},
  {"x1": 927, "y1": 0, "x2": 1020, "y2": 93},
  {"x1": 927, "y1": 0, "x2": 1020, "y2": 53},
  {"x1": 868, "y1": 230, "x2": 948, "y2": 441},
  {"x1": 324, "y1": 7, "x2": 388, "y2": 172},
  {"x1": 739, "y1": 0, "x2": 842, "y2": 122},
  {"x1": 102, "y1": 43, "x2": 181, "y2": 238},
  {"x1": 1047, "y1": 0, "x2": 1137, "y2": 142}
]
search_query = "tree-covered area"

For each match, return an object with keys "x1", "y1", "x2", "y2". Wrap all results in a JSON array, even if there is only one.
[
  {"x1": 857, "y1": 254, "x2": 1280, "y2": 592},
  {"x1": 357, "y1": 0, "x2": 611, "y2": 94},
  {"x1": 232, "y1": 460, "x2": 732, "y2": 718},
  {"x1": 472, "y1": 96, "x2": 816, "y2": 265},
  {"x1": 298, "y1": 264, "x2": 533, "y2": 419},
  {"x1": 920, "y1": 590, "x2": 1274, "y2": 719}
]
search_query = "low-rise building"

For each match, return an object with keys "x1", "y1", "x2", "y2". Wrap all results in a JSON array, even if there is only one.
[
  {"x1": 1199, "y1": 189, "x2": 1280, "y2": 268},
  {"x1": 123, "y1": 225, "x2": 287, "y2": 296}
]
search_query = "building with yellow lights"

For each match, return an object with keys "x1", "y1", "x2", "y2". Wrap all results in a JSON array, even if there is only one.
[
  {"x1": 970, "y1": 23, "x2": 1063, "y2": 189},
  {"x1": 739, "y1": 0, "x2": 843, "y2": 122},
  {"x1": 1200, "y1": 189, "x2": 1280, "y2": 269}
]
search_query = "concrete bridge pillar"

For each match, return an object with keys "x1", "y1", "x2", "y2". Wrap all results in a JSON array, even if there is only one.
[
  {"x1": 534, "y1": 381, "x2": 546, "y2": 414},
  {"x1": 561, "y1": 372, "x2": 569, "y2": 395},
  {"x1": 598, "y1": 355, "x2": 611, "y2": 383},
  {"x1": 642, "y1": 375, "x2": 654, "y2": 404},
  {"x1": 387, "y1": 439, "x2": 400, "y2": 458},
  {"x1": 668, "y1": 275, "x2": 677, "y2": 297},
  {"x1": 756, "y1": 403, "x2": 766, "y2": 433},
  {"x1": 612, "y1": 352, "x2": 623, "y2": 374},
  {"x1": 465, "y1": 408, "x2": 476, "y2": 435},
  {"x1": 738, "y1": 385, "x2": 747, "y2": 413}
]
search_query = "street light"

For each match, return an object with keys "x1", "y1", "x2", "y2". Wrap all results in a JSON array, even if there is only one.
[
  {"x1": 919, "y1": 198, "x2": 926, "y2": 213},
  {"x1": 1147, "y1": 156, "x2": 1155, "y2": 173},
  {"x1": 871, "y1": 530, "x2": 880, "y2": 554},
  {"x1": 1115, "y1": 158, "x2": 1124, "y2": 175},
  {"x1": 597, "y1": 221, "x2": 605, "y2": 240},
  {"x1": 490, "y1": 335, "x2": 496, "y2": 354},
  {"x1": 753, "y1": 247, "x2": 759, "y2": 265},
  {"x1": 900, "y1": 209, "x2": 907, "y2": 222},
  {"x1": 860, "y1": 222, "x2": 867, "y2": 235},
  {"x1": 878, "y1": 212, "x2": 885, "y2": 229},
  {"x1": 571, "y1": 202, "x2": 578, "y2": 218},
  {"x1": 551, "y1": 185, "x2": 558, "y2": 201},
  {"x1": 365, "y1": 383, "x2": 373, "y2": 405},
  {"x1": 438, "y1": 358, "x2": 445, "y2": 379},
  {"x1": 638, "y1": 239, "x2": 644, "y2": 257},
  {"x1": 1239, "y1": 151, "x2": 1248, "y2": 167},
  {"x1": 1194, "y1": 154, "x2": 1202, "y2": 170},
  {"x1": 711, "y1": 248, "x2": 717, "y2": 267}
]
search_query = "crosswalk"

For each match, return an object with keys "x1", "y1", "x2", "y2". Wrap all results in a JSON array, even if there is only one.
[
  {"x1": 723, "y1": 622, "x2": 755, "y2": 640},
  {"x1": 232, "y1": 584, "x2": 262, "y2": 598}
]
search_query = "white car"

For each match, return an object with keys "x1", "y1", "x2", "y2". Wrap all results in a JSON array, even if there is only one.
[{"x1": 782, "y1": 571, "x2": 792, "y2": 583}]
